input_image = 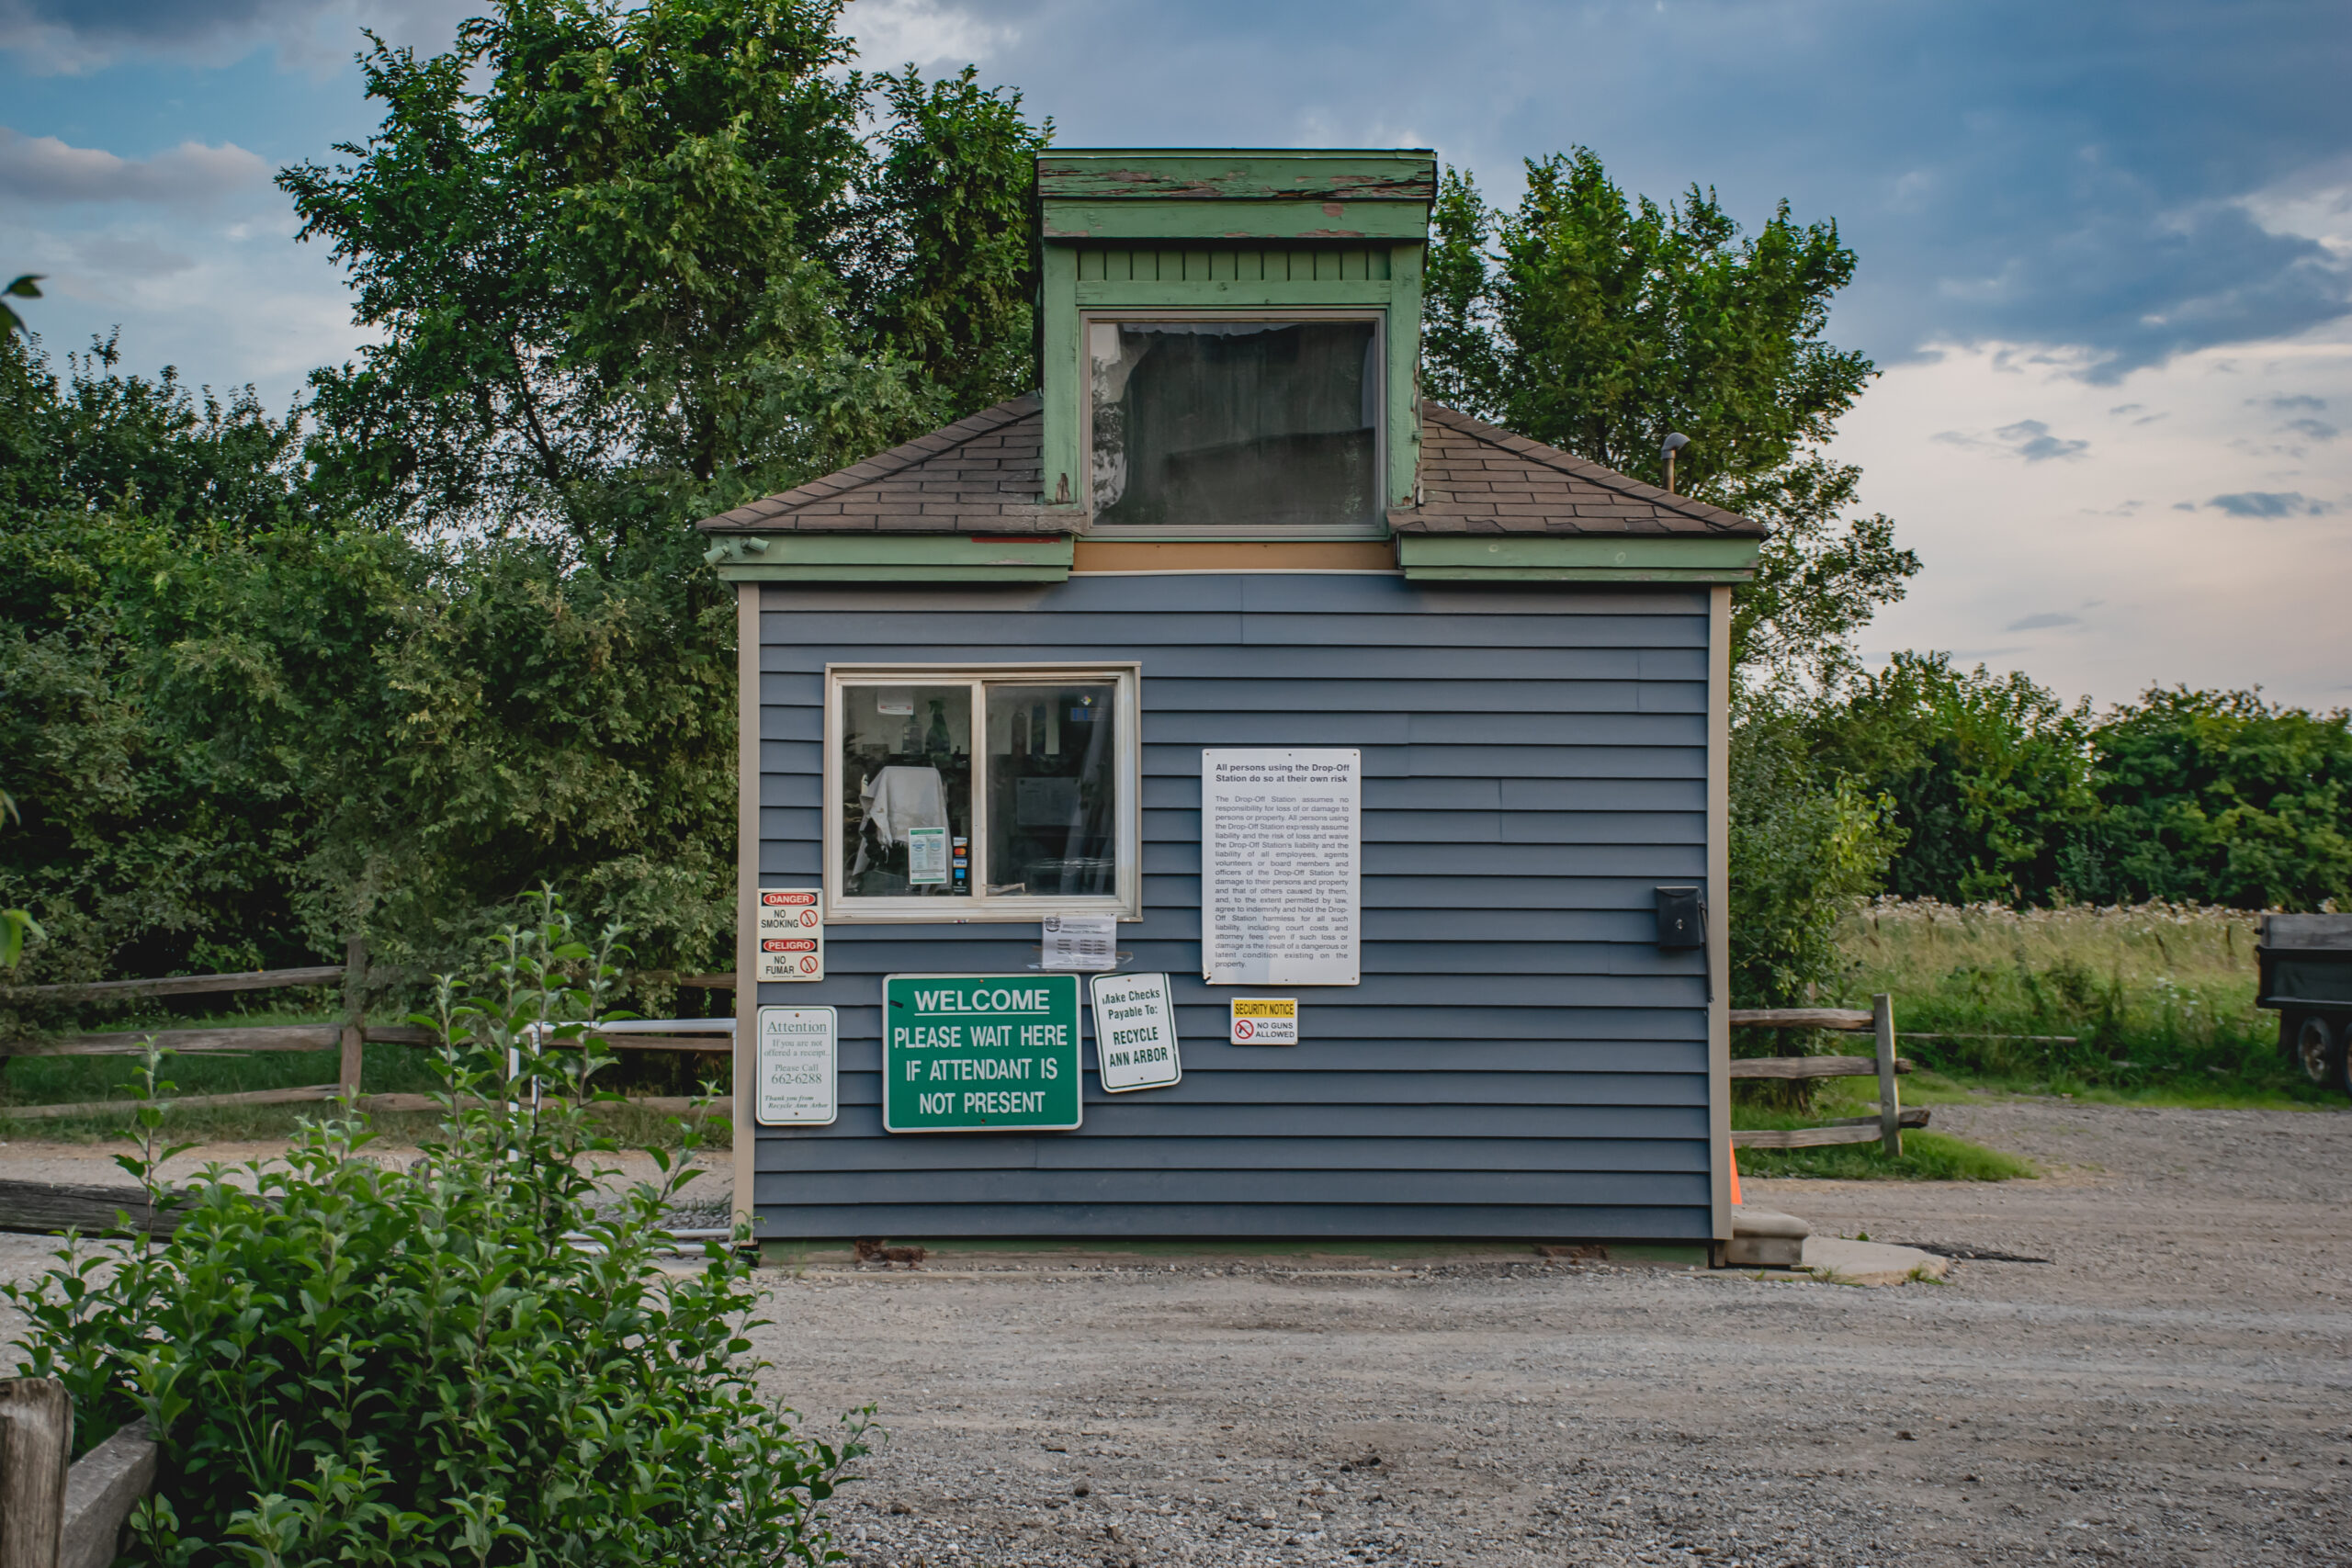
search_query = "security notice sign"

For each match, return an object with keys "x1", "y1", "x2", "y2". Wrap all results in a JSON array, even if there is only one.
[
  {"x1": 1229, "y1": 997, "x2": 1299, "y2": 1044},
  {"x1": 1090, "y1": 972, "x2": 1181, "y2": 1092},
  {"x1": 756, "y1": 889, "x2": 823, "y2": 982},
  {"x1": 1202, "y1": 749, "x2": 1360, "y2": 986},
  {"x1": 883, "y1": 974, "x2": 1082, "y2": 1133},
  {"x1": 754, "y1": 1006, "x2": 837, "y2": 1125}
]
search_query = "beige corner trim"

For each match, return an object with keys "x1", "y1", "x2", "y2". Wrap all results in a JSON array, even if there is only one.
[
  {"x1": 733, "y1": 582, "x2": 760, "y2": 1246},
  {"x1": 1072, "y1": 539, "x2": 1399, "y2": 573},
  {"x1": 1707, "y1": 585, "x2": 1733, "y2": 1243}
]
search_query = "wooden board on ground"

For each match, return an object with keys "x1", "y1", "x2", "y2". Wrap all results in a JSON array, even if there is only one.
[{"x1": 0, "y1": 1179, "x2": 182, "y2": 1236}]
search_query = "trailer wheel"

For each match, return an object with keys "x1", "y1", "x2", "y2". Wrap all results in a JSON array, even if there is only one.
[{"x1": 2292, "y1": 1014, "x2": 2346, "y2": 1093}]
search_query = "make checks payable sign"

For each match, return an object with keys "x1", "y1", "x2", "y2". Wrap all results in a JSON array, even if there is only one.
[{"x1": 883, "y1": 974, "x2": 1082, "y2": 1133}]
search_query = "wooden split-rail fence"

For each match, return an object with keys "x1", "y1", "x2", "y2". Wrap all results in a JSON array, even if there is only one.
[
  {"x1": 1726, "y1": 993, "x2": 1922, "y2": 1156},
  {"x1": 3, "y1": 959, "x2": 1921, "y2": 1154},
  {"x1": 0, "y1": 1379, "x2": 153, "y2": 1568},
  {"x1": 0, "y1": 946, "x2": 741, "y2": 1122}
]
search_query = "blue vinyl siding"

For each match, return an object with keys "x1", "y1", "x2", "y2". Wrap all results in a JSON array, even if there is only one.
[{"x1": 750, "y1": 573, "x2": 1714, "y2": 1240}]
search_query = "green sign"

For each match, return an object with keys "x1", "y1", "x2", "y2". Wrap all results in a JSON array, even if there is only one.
[{"x1": 883, "y1": 974, "x2": 1083, "y2": 1133}]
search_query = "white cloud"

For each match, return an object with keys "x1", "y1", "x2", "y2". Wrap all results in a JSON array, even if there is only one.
[
  {"x1": 841, "y1": 0, "x2": 1011, "y2": 72},
  {"x1": 0, "y1": 0, "x2": 481, "y2": 78},
  {"x1": 1834, "y1": 320, "x2": 2352, "y2": 708},
  {"x1": 0, "y1": 127, "x2": 269, "y2": 206}
]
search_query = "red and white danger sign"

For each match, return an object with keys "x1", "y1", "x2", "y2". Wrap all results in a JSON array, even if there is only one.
[{"x1": 756, "y1": 889, "x2": 823, "y2": 982}]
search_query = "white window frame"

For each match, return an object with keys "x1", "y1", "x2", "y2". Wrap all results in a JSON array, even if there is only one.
[
  {"x1": 1080, "y1": 309, "x2": 1388, "y2": 540},
  {"x1": 823, "y1": 662, "x2": 1143, "y2": 924}
]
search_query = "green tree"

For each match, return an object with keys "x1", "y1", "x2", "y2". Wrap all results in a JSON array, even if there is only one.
[
  {"x1": 1426, "y1": 151, "x2": 1871, "y2": 495},
  {"x1": 1427, "y1": 152, "x2": 1915, "y2": 695},
  {"x1": 1810, "y1": 652, "x2": 2100, "y2": 905},
  {"x1": 0, "y1": 332, "x2": 403, "y2": 991},
  {"x1": 853, "y1": 65, "x2": 1052, "y2": 416},
  {"x1": 2082, "y1": 687, "x2": 2352, "y2": 909},
  {"x1": 283, "y1": 0, "x2": 1045, "y2": 553},
  {"x1": 254, "y1": 0, "x2": 1047, "y2": 977}
]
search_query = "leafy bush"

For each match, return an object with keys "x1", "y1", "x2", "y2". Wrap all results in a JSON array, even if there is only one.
[
  {"x1": 6, "y1": 897, "x2": 867, "y2": 1567},
  {"x1": 1727, "y1": 706, "x2": 1898, "y2": 1008}
]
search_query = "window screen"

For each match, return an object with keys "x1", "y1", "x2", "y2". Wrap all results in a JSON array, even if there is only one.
[
  {"x1": 1090, "y1": 320, "x2": 1379, "y2": 530},
  {"x1": 841, "y1": 685, "x2": 972, "y2": 898},
  {"x1": 985, "y1": 683, "x2": 1118, "y2": 896}
]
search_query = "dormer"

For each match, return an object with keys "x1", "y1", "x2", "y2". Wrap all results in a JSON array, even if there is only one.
[
  {"x1": 698, "y1": 146, "x2": 1764, "y2": 586},
  {"x1": 1034, "y1": 148, "x2": 1436, "y2": 536}
]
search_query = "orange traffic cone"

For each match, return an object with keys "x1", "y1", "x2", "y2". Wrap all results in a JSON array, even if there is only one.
[{"x1": 1728, "y1": 1144, "x2": 1744, "y2": 1207}]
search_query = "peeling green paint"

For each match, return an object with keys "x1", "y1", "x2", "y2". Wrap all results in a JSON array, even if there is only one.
[
  {"x1": 1396, "y1": 535, "x2": 1758, "y2": 581},
  {"x1": 709, "y1": 534, "x2": 1073, "y2": 581}
]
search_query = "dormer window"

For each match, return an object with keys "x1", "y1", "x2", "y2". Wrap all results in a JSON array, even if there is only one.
[{"x1": 1088, "y1": 315, "x2": 1381, "y2": 532}]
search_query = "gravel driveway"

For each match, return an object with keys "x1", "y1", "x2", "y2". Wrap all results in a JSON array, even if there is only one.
[
  {"x1": 750, "y1": 1100, "x2": 2352, "y2": 1567},
  {"x1": 0, "y1": 1100, "x2": 2343, "y2": 1566}
]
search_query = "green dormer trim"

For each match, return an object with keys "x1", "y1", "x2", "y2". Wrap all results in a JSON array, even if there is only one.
[
  {"x1": 706, "y1": 534, "x2": 1072, "y2": 582},
  {"x1": 1035, "y1": 149, "x2": 1437, "y2": 533},
  {"x1": 1396, "y1": 536, "x2": 1761, "y2": 583}
]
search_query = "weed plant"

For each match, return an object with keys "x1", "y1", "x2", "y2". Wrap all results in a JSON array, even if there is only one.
[
  {"x1": 1832, "y1": 897, "x2": 2316, "y2": 1097},
  {"x1": 4, "y1": 894, "x2": 864, "y2": 1567}
]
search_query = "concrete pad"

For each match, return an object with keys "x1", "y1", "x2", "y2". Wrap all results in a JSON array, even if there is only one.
[{"x1": 1801, "y1": 1235, "x2": 1949, "y2": 1286}]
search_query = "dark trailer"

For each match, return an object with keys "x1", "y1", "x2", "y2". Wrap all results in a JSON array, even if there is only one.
[
  {"x1": 2260, "y1": 913, "x2": 2352, "y2": 1096},
  {"x1": 705, "y1": 150, "x2": 1765, "y2": 1259}
]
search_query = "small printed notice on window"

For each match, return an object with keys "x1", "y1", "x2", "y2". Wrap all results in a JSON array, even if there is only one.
[
  {"x1": 1201, "y1": 749, "x2": 1360, "y2": 986},
  {"x1": 1228, "y1": 997, "x2": 1298, "y2": 1045},
  {"x1": 906, "y1": 825, "x2": 948, "y2": 885},
  {"x1": 756, "y1": 889, "x2": 823, "y2": 982},
  {"x1": 755, "y1": 1006, "x2": 837, "y2": 1125},
  {"x1": 1042, "y1": 914, "x2": 1116, "y2": 972},
  {"x1": 1090, "y1": 972, "x2": 1180, "y2": 1091}
]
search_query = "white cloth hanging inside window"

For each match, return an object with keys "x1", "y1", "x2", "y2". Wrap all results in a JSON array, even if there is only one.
[{"x1": 861, "y1": 765, "x2": 947, "y2": 848}]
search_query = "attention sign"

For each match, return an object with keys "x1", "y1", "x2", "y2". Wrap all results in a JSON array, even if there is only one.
[
  {"x1": 754, "y1": 1006, "x2": 837, "y2": 1126},
  {"x1": 883, "y1": 974, "x2": 1082, "y2": 1133}
]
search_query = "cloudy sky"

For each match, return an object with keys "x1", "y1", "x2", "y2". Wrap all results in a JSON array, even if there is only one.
[{"x1": 6, "y1": 0, "x2": 2350, "y2": 707}]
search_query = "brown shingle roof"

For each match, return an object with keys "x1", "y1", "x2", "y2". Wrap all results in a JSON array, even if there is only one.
[
  {"x1": 1394, "y1": 404, "x2": 1763, "y2": 537},
  {"x1": 695, "y1": 395, "x2": 1765, "y2": 538},
  {"x1": 696, "y1": 393, "x2": 1059, "y2": 534}
]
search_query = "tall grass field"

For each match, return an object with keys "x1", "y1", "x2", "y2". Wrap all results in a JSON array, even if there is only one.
[{"x1": 1830, "y1": 897, "x2": 2313, "y2": 1100}]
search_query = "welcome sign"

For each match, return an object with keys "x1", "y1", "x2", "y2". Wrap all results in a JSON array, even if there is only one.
[{"x1": 882, "y1": 974, "x2": 1083, "y2": 1133}]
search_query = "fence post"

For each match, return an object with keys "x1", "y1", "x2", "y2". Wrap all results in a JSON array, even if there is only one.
[
  {"x1": 0, "y1": 1377, "x2": 71, "y2": 1568},
  {"x1": 1872, "y1": 992, "x2": 1901, "y2": 1158},
  {"x1": 338, "y1": 935, "x2": 367, "y2": 1099}
]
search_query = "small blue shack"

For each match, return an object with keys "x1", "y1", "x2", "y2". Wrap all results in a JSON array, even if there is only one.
[{"x1": 699, "y1": 150, "x2": 1764, "y2": 1258}]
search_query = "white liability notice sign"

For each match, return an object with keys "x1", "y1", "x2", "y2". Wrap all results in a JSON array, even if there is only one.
[
  {"x1": 1091, "y1": 972, "x2": 1181, "y2": 1091},
  {"x1": 756, "y1": 889, "x2": 823, "y2": 982},
  {"x1": 755, "y1": 1006, "x2": 837, "y2": 1125},
  {"x1": 1201, "y1": 749, "x2": 1361, "y2": 986}
]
